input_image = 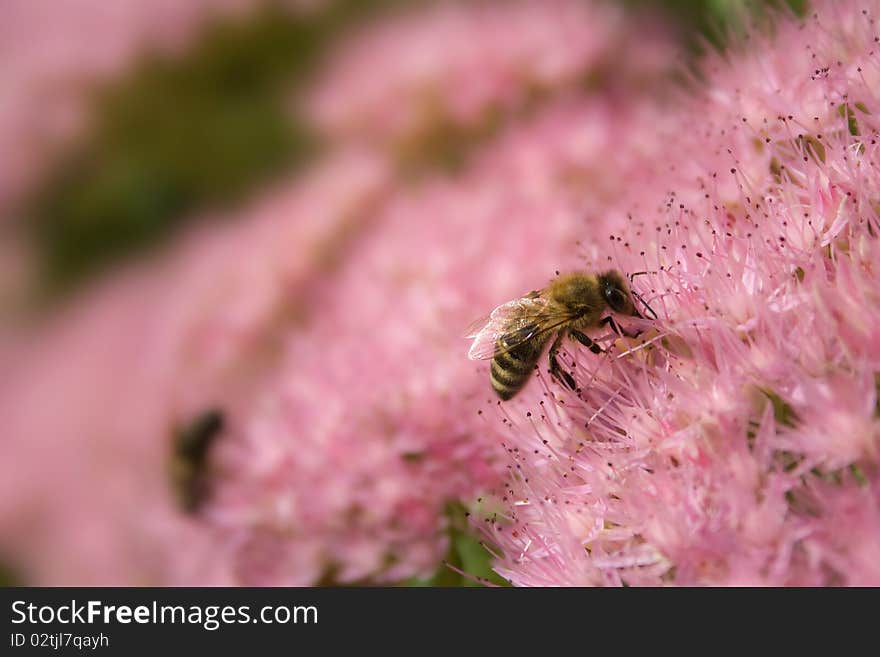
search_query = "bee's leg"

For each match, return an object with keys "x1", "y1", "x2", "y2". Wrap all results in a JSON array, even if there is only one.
[
  {"x1": 570, "y1": 330, "x2": 604, "y2": 354},
  {"x1": 599, "y1": 315, "x2": 622, "y2": 335},
  {"x1": 548, "y1": 333, "x2": 577, "y2": 391},
  {"x1": 599, "y1": 316, "x2": 641, "y2": 339}
]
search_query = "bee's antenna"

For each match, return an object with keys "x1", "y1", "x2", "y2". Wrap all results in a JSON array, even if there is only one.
[
  {"x1": 632, "y1": 290, "x2": 658, "y2": 320},
  {"x1": 627, "y1": 271, "x2": 659, "y2": 320}
]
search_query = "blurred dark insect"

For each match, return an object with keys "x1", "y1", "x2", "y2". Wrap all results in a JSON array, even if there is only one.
[{"x1": 171, "y1": 408, "x2": 225, "y2": 514}]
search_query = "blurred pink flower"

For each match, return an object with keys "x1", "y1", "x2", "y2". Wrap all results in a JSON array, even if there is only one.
[
  {"x1": 479, "y1": 0, "x2": 880, "y2": 586},
  {"x1": 305, "y1": 0, "x2": 674, "y2": 155}
]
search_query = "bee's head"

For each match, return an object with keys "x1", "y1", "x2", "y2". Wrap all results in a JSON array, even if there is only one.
[{"x1": 598, "y1": 270, "x2": 638, "y2": 316}]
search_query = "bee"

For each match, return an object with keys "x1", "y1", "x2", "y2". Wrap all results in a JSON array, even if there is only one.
[
  {"x1": 170, "y1": 408, "x2": 224, "y2": 513},
  {"x1": 466, "y1": 270, "x2": 653, "y2": 401}
]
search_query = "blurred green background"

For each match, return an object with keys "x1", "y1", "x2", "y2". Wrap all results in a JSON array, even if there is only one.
[{"x1": 15, "y1": 0, "x2": 805, "y2": 299}]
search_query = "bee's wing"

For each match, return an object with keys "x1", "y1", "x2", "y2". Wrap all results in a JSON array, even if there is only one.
[
  {"x1": 466, "y1": 296, "x2": 575, "y2": 361},
  {"x1": 464, "y1": 290, "x2": 541, "y2": 338}
]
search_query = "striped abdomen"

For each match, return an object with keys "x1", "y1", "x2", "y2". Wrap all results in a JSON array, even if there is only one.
[{"x1": 490, "y1": 333, "x2": 547, "y2": 400}]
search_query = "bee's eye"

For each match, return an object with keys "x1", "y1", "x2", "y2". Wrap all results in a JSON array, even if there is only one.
[{"x1": 605, "y1": 286, "x2": 628, "y2": 312}]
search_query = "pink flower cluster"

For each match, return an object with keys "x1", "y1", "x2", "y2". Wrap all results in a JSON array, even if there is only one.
[{"x1": 480, "y1": 1, "x2": 880, "y2": 586}]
